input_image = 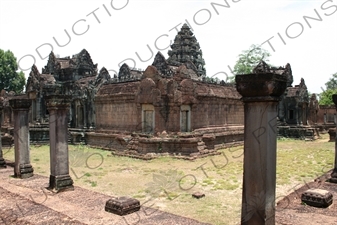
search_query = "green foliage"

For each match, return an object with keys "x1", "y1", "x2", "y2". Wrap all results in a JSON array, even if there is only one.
[
  {"x1": 319, "y1": 72, "x2": 337, "y2": 105},
  {"x1": 0, "y1": 49, "x2": 26, "y2": 93},
  {"x1": 233, "y1": 44, "x2": 271, "y2": 75},
  {"x1": 318, "y1": 89, "x2": 337, "y2": 105},
  {"x1": 204, "y1": 76, "x2": 220, "y2": 84},
  {"x1": 324, "y1": 72, "x2": 337, "y2": 90}
]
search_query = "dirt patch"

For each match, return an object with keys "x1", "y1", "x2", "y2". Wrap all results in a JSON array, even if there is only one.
[
  {"x1": 275, "y1": 172, "x2": 337, "y2": 225},
  {"x1": 0, "y1": 167, "x2": 210, "y2": 225}
]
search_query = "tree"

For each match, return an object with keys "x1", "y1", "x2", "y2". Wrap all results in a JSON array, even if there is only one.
[
  {"x1": 319, "y1": 72, "x2": 337, "y2": 105},
  {"x1": 318, "y1": 89, "x2": 337, "y2": 105},
  {"x1": 0, "y1": 49, "x2": 26, "y2": 93},
  {"x1": 227, "y1": 44, "x2": 271, "y2": 83},
  {"x1": 325, "y1": 72, "x2": 337, "y2": 90}
]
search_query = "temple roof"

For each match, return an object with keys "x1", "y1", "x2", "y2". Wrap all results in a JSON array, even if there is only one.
[
  {"x1": 167, "y1": 23, "x2": 206, "y2": 77},
  {"x1": 42, "y1": 49, "x2": 98, "y2": 80},
  {"x1": 285, "y1": 78, "x2": 308, "y2": 102},
  {"x1": 26, "y1": 64, "x2": 56, "y2": 93}
]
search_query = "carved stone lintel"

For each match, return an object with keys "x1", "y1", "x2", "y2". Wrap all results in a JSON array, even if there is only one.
[
  {"x1": 48, "y1": 174, "x2": 74, "y2": 193},
  {"x1": 15, "y1": 163, "x2": 34, "y2": 179}
]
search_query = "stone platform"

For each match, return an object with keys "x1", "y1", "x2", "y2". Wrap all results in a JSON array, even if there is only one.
[
  {"x1": 0, "y1": 165, "x2": 210, "y2": 225},
  {"x1": 278, "y1": 125, "x2": 320, "y2": 140},
  {"x1": 87, "y1": 125, "x2": 244, "y2": 159}
]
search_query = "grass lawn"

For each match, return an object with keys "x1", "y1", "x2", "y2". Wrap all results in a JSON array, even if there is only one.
[{"x1": 2, "y1": 134, "x2": 335, "y2": 225}]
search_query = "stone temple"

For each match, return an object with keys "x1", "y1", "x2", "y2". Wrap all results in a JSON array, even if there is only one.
[
  {"x1": 0, "y1": 23, "x2": 324, "y2": 158},
  {"x1": 1, "y1": 24, "x2": 245, "y2": 159}
]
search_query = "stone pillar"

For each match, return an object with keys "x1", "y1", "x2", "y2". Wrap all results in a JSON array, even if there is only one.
[
  {"x1": 83, "y1": 104, "x2": 87, "y2": 129},
  {"x1": 0, "y1": 98, "x2": 6, "y2": 168},
  {"x1": 295, "y1": 105, "x2": 299, "y2": 126},
  {"x1": 36, "y1": 97, "x2": 41, "y2": 122},
  {"x1": 9, "y1": 98, "x2": 33, "y2": 178},
  {"x1": 236, "y1": 73, "x2": 287, "y2": 225},
  {"x1": 45, "y1": 95, "x2": 74, "y2": 192},
  {"x1": 331, "y1": 95, "x2": 337, "y2": 183},
  {"x1": 298, "y1": 105, "x2": 303, "y2": 126}
]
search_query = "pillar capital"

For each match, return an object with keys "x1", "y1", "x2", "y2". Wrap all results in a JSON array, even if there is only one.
[
  {"x1": 9, "y1": 97, "x2": 31, "y2": 110},
  {"x1": 45, "y1": 95, "x2": 71, "y2": 110},
  {"x1": 235, "y1": 73, "x2": 287, "y2": 102}
]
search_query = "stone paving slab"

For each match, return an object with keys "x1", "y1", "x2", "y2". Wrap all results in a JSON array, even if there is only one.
[{"x1": 0, "y1": 167, "x2": 210, "y2": 225}]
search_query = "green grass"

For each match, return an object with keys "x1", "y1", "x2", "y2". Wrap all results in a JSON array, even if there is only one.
[{"x1": 2, "y1": 134, "x2": 335, "y2": 225}]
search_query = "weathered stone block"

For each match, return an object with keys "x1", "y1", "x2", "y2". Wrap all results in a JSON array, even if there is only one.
[
  {"x1": 15, "y1": 163, "x2": 34, "y2": 179},
  {"x1": 301, "y1": 189, "x2": 333, "y2": 208},
  {"x1": 48, "y1": 174, "x2": 74, "y2": 193},
  {"x1": 192, "y1": 192, "x2": 205, "y2": 199},
  {"x1": 105, "y1": 196, "x2": 140, "y2": 216}
]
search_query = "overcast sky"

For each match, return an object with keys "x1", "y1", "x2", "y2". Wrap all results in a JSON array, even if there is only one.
[{"x1": 0, "y1": 0, "x2": 336, "y2": 94}]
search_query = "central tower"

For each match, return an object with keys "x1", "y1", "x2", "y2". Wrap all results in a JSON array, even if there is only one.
[{"x1": 167, "y1": 24, "x2": 206, "y2": 77}]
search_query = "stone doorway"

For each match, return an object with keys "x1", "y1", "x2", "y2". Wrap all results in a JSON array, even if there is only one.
[
  {"x1": 180, "y1": 105, "x2": 191, "y2": 132},
  {"x1": 142, "y1": 104, "x2": 154, "y2": 133}
]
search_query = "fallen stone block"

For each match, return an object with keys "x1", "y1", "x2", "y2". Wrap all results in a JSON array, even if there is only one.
[
  {"x1": 301, "y1": 188, "x2": 333, "y2": 208},
  {"x1": 105, "y1": 196, "x2": 140, "y2": 216},
  {"x1": 192, "y1": 192, "x2": 205, "y2": 199}
]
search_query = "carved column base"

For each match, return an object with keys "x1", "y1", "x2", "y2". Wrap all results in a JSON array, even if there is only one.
[
  {"x1": 48, "y1": 174, "x2": 74, "y2": 193},
  {"x1": 329, "y1": 169, "x2": 337, "y2": 183},
  {"x1": 15, "y1": 164, "x2": 34, "y2": 178},
  {"x1": 0, "y1": 158, "x2": 6, "y2": 168}
]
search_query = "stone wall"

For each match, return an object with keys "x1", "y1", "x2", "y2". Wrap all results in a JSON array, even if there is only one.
[
  {"x1": 95, "y1": 96, "x2": 140, "y2": 132},
  {"x1": 86, "y1": 132, "x2": 131, "y2": 150},
  {"x1": 317, "y1": 105, "x2": 336, "y2": 125},
  {"x1": 95, "y1": 65, "x2": 243, "y2": 134}
]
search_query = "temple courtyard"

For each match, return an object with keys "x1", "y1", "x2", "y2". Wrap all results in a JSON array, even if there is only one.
[{"x1": 1, "y1": 134, "x2": 336, "y2": 225}]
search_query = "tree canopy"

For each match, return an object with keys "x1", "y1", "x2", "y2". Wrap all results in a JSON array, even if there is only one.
[
  {"x1": 227, "y1": 44, "x2": 271, "y2": 83},
  {"x1": 0, "y1": 49, "x2": 26, "y2": 93},
  {"x1": 318, "y1": 72, "x2": 337, "y2": 105},
  {"x1": 233, "y1": 44, "x2": 271, "y2": 75},
  {"x1": 324, "y1": 72, "x2": 337, "y2": 90}
]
